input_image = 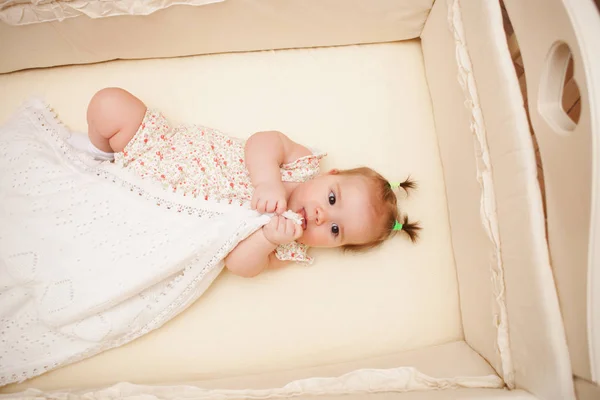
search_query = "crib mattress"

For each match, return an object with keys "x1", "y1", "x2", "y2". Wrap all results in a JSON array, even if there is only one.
[{"x1": 0, "y1": 41, "x2": 461, "y2": 391}]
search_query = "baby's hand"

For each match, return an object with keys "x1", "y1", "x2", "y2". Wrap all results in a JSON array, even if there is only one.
[
  {"x1": 263, "y1": 215, "x2": 303, "y2": 246},
  {"x1": 252, "y1": 182, "x2": 287, "y2": 214}
]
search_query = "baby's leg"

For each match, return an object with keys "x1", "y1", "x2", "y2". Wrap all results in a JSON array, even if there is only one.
[{"x1": 86, "y1": 87, "x2": 147, "y2": 153}]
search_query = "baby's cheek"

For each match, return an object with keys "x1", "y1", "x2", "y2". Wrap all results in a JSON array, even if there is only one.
[
  {"x1": 307, "y1": 227, "x2": 328, "y2": 247},
  {"x1": 298, "y1": 229, "x2": 313, "y2": 246}
]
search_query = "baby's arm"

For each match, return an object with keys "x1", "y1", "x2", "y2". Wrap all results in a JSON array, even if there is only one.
[
  {"x1": 245, "y1": 131, "x2": 312, "y2": 213},
  {"x1": 224, "y1": 228, "x2": 277, "y2": 278},
  {"x1": 245, "y1": 130, "x2": 312, "y2": 184},
  {"x1": 225, "y1": 214, "x2": 301, "y2": 277}
]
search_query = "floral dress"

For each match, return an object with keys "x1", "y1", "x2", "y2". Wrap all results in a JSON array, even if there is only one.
[{"x1": 114, "y1": 109, "x2": 325, "y2": 264}]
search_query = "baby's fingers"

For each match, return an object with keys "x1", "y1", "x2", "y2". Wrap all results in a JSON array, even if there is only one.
[
  {"x1": 270, "y1": 215, "x2": 281, "y2": 229},
  {"x1": 284, "y1": 219, "x2": 296, "y2": 236},
  {"x1": 257, "y1": 198, "x2": 268, "y2": 213},
  {"x1": 265, "y1": 200, "x2": 277, "y2": 213},
  {"x1": 275, "y1": 199, "x2": 287, "y2": 215},
  {"x1": 293, "y1": 223, "x2": 304, "y2": 240}
]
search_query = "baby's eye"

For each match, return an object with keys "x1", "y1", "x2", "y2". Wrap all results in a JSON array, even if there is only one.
[
  {"x1": 328, "y1": 191, "x2": 336, "y2": 206},
  {"x1": 331, "y1": 223, "x2": 340, "y2": 237}
]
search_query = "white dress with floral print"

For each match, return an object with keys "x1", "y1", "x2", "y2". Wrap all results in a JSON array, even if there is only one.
[{"x1": 114, "y1": 109, "x2": 325, "y2": 264}]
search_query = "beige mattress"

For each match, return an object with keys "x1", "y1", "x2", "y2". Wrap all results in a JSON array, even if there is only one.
[{"x1": 0, "y1": 40, "x2": 461, "y2": 391}]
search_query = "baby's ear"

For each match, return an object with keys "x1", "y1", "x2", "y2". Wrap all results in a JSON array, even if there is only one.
[{"x1": 328, "y1": 168, "x2": 339, "y2": 175}]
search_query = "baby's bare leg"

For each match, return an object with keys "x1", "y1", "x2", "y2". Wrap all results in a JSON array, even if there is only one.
[{"x1": 87, "y1": 88, "x2": 147, "y2": 153}]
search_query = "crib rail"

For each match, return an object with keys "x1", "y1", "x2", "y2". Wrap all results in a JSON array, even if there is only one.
[{"x1": 503, "y1": 0, "x2": 600, "y2": 389}]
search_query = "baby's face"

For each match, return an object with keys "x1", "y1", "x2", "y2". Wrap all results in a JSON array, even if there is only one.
[{"x1": 287, "y1": 171, "x2": 381, "y2": 248}]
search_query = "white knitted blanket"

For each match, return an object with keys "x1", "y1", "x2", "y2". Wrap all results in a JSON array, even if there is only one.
[{"x1": 0, "y1": 100, "x2": 272, "y2": 386}]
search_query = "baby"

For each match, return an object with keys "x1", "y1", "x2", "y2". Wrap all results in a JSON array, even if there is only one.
[{"x1": 69, "y1": 88, "x2": 420, "y2": 277}]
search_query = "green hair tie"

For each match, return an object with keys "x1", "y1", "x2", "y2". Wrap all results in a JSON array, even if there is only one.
[{"x1": 391, "y1": 182, "x2": 403, "y2": 231}]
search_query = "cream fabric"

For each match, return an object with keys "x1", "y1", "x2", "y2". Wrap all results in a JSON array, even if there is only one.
[
  {"x1": 178, "y1": 342, "x2": 499, "y2": 391},
  {"x1": 0, "y1": 0, "x2": 222, "y2": 25},
  {"x1": 2, "y1": 389, "x2": 539, "y2": 400},
  {"x1": 6, "y1": 371, "x2": 503, "y2": 399},
  {"x1": 423, "y1": 0, "x2": 574, "y2": 399},
  {"x1": 446, "y1": 0, "x2": 513, "y2": 387},
  {"x1": 0, "y1": 0, "x2": 434, "y2": 73},
  {"x1": 0, "y1": 41, "x2": 461, "y2": 392},
  {"x1": 421, "y1": 0, "x2": 501, "y2": 380},
  {"x1": 2, "y1": 342, "x2": 506, "y2": 398}
]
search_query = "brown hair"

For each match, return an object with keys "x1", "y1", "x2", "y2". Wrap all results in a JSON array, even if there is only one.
[{"x1": 336, "y1": 167, "x2": 421, "y2": 252}]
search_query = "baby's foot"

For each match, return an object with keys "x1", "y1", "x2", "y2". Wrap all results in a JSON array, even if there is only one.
[{"x1": 66, "y1": 132, "x2": 114, "y2": 161}]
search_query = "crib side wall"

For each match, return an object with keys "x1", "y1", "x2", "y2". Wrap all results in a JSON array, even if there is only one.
[
  {"x1": 503, "y1": 0, "x2": 600, "y2": 392},
  {"x1": 420, "y1": 0, "x2": 501, "y2": 380},
  {"x1": 422, "y1": 0, "x2": 575, "y2": 398},
  {"x1": 0, "y1": 0, "x2": 433, "y2": 74}
]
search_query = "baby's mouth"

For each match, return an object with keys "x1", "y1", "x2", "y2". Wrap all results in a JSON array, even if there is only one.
[{"x1": 299, "y1": 207, "x2": 307, "y2": 230}]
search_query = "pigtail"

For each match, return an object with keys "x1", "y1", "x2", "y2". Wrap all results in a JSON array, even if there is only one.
[
  {"x1": 399, "y1": 176, "x2": 417, "y2": 194},
  {"x1": 387, "y1": 177, "x2": 421, "y2": 243},
  {"x1": 398, "y1": 214, "x2": 421, "y2": 243}
]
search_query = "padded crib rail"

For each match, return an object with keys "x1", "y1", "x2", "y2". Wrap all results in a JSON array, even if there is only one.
[
  {"x1": 504, "y1": 0, "x2": 600, "y2": 388},
  {"x1": 423, "y1": 0, "x2": 580, "y2": 399},
  {"x1": 0, "y1": 0, "x2": 222, "y2": 25},
  {"x1": 0, "y1": 0, "x2": 434, "y2": 74}
]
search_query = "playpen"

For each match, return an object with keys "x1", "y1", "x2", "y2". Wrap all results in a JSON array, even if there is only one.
[{"x1": 0, "y1": 0, "x2": 599, "y2": 399}]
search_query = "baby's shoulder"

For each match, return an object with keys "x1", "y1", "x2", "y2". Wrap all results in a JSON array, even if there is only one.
[{"x1": 280, "y1": 149, "x2": 327, "y2": 183}]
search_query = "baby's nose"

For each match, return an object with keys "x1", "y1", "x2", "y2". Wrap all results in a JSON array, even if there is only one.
[{"x1": 315, "y1": 206, "x2": 327, "y2": 225}]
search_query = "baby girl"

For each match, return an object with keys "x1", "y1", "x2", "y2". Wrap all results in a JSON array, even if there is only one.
[{"x1": 69, "y1": 88, "x2": 420, "y2": 277}]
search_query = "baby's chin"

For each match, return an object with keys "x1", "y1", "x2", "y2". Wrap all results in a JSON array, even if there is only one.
[{"x1": 295, "y1": 235, "x2": 314, "y2": 246}]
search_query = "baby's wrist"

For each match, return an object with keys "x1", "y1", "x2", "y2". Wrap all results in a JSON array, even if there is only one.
[
  {"x1": 254, "y1": 172, "x2": 284, "y2": 186},
  {"x1": 261, "y1": 227, "x2": 280, "y2": 248}
]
